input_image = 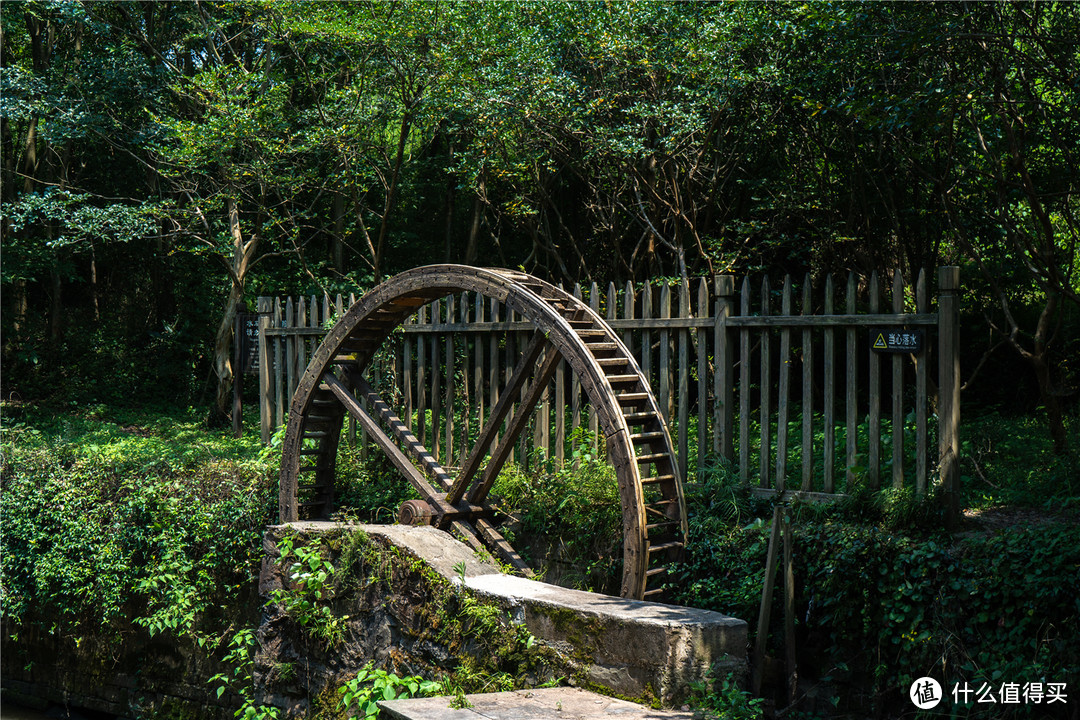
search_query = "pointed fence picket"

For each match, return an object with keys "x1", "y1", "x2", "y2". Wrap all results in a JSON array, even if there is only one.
[{"x1": 254, "y1": 268, "x2": 959, "y2": 507}]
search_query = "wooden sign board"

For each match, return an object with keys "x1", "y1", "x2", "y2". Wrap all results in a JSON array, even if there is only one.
[
  {"x1": 871, "y1": 328, "x2": 924, "y2": 354},
  {"x1": 238, "y1": 313, "x2": 263, "y2": 374}
]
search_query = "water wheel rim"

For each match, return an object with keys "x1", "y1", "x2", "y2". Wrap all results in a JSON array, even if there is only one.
[{"x1": 279, "y1": 265, "x2": 686, "y2": 600}]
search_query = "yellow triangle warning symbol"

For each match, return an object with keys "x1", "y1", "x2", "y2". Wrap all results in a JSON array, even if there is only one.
[{"x1": 873, "y1": 332, "x2": 888, "y2": 349}]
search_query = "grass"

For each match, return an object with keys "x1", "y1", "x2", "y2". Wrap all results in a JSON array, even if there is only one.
[
  {"x1": 960, "y1": 409, "x2": 1079, "y2": 512},
  {"x1": 1, "y1": 401, "x2": 270, "y2": 467}
]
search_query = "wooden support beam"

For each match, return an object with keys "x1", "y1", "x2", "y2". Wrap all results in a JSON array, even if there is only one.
[
  {"x1": 448, "y1": 331, "x2": 549, "y2": 504},
  {"x1": 474, "y1": 517, "x2": 535, "y2": 578},
  {"x1": 467, "y1": 344, "x2": 564, "y2": 506},
  {"x1": 751, "y1": 506, "x2": 783, "y2": 696},
  {"x1": 321, "y1": 372, "x2": 457, "y2": 518},
  {"x1": 349, "y1": 374, "x2": 454, "y2": 492}
]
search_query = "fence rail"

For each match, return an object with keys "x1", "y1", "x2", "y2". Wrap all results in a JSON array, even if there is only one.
[{"x1": 254, "y1": 268, "x2": 959, "y2": 502}]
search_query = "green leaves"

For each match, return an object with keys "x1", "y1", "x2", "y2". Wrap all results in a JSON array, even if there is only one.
[
  {"x1": 268, "y1": 537, "x2": 348, "y2": 645},
  {"x1": 338, "y1": 661, "x2": 444, "y2": 719},
  {"x1": 0, "y1": 406, "x2": 275, "y2": 638}
]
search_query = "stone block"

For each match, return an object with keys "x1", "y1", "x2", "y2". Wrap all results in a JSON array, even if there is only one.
[
  {"x1": 464, "y1": 574, "x2": 747, "y2": 703},
  {"x1": 265, "y1": 522, "x2": 746, "y2": 706},
  {"x1": 379, "y1": 686, "x2": 698, "y2": 720}
]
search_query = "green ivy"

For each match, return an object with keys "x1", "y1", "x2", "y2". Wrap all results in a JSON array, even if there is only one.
[{"x1": 337, "y1": 662, "x2": 443, "y2": 719}]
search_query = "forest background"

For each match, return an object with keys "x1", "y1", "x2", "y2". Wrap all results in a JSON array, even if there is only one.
[
  {"x1": 2, "y1": 0, "x2": 1078, "y2": 439},
  {"x1": 2, "y1": 3, "x2": 1079, "y2": 718}
]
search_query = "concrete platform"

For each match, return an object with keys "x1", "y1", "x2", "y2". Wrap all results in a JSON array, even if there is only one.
[
  {"x1": 271, "y1": 522, "x2": 746, "y2": 704},
  {"x1": 378, "y1": 687, "x2": 695, "y2": 719}
]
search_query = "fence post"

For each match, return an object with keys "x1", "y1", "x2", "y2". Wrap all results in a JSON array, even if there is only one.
[
  {"x1": 938, "y1": 267, "x2": 961, "y2": 524},
  {"x1": 257, "y1": 296, "x2": 273, "y2": 444}
]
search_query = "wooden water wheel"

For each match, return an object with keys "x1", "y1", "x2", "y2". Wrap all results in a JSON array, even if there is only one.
[{"x1": 279, "y1": 266, "x2": 687, "y2": 600}]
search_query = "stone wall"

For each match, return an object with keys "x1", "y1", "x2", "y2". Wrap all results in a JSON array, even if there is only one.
[
  {"x1": 254, "y1": 522, "x2": 747, "y2": 716},
  {"x1": 2, "y1": 521, "x2": 747, "y2": 719},
  {"x1": 0, "y1": 593, "x2": 258, "y2": 719}
]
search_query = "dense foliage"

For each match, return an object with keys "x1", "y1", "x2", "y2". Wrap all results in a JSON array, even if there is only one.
[
  {"x1": 2, "y1": 1, "x2": 1076, "y2": 437},
  {"x1": 1, "y1": 404, "x2": 1076, "y2": 718},
  {"x1": 0, "y1": 406, "x2": 276, "y2": 640},
  {"x1": 672, "y1": 423, "x2": 1080, "y2": 717},
  {"x1": 2, "y1": 2, "x2": 1078, "y2": 716}
]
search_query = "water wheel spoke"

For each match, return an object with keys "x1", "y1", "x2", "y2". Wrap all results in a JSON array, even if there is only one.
[
  {"x1": 322, "y1": 372, "x2": 455, "y2": 517},
  {"x1": 349, "y1": 373, "x2": 453, "y2": 491},
  {"x1": 466, "y1": 343, "x2": 564, "y2": 506},
  {"x1": 447, "y1": 330, "x2": 549, "y2": 505},
  {"x1": 449, "y1": 520, "x2": 490, "y2": 555},
  {"x1": 473, "y1": 517, "x2": 534, "y2": 577}
]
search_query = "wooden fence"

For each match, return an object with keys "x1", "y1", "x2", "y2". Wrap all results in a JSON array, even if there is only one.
[{"x1": 255, "y1": 268, "x2": 959, "y2": 501}]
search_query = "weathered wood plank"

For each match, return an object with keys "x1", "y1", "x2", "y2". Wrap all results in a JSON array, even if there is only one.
[
  {"x1": 678, "y1": 279, "x2": 690, "y2": 481},
  {"x1": 403, "y1": 306, "x2": 414, "y2": 431},
  {"x1": 751, "y1": 506, "x2": 783, "y2": 695},
  {"x1": 892, "y1": 271, "x2": 905, "y2": 489},
  {"x1": 641, "y1": 282, "x2": 653, "y2": 394},
  {"x1": 739, "y1": 277, "x2": 751, "y2": 484},
  {"x1": 258, "y1": 297, "x2": 273, "y2": 443},
  {"x1": 590, "y1": 282, "x2": 601, "y2": 452},
  {"x1": 445, "y1": 295, "x2": 456, "y2": 465},
  {"x1": 504, "y1": 309, "x2": 516, "y2": 465},
  {"x1": 308, "y1": 294, "x2": 318, "y2": 372},
  {"x1": 489, "y1": 297, "x2": 500, "y2": 448},
  {"x1": 348, "y1": 374, "x2": 454, "y2": 492},
  {"x1": 417, "y1": 303, "x2": 428, "y2": 447},
  {"x1": 286, "y1": 297, "x2": 297, "y2": 403},
  {"x1": 823, "y1": 276, "x2": 836, "y2": 493},
  {"x1": 696, "y1": 278, "x2": 709, "y2": 475},
  {"x1": 715, "y1": 275, "x2": 735, "y2": 461},
  {"x1": 759, "y1": 277, "x2": 772, "y2": 489},
  {"x1": 916, "y1": 270, "x2": 928, "y2": 495},
  {"x1": 775, "y1": 276, "x2": 791, "y2": 493},
  {"x1": 555, "y1": 285, "x2": 568, "y2": 464},
  {"x1": 474, "y1": 293, "x2": 484, "y2": 441},
  {"x1": 801, "y1": 276, "x2": 814, "y2": 492},
  {"x1": 469, "y1": 346, "x2": 565, "y2": 505},
  {"x1": 324, "y1": 373, "x2": 454, "y2": 517},
  {"x1": 473, "y1": 517, "x2": 534, "y2": 577},
  {"x1": 431, "y1": 299, "x2": 442, "y2": 462},
  {"x1": 571, "y1": 285, "x2": 584, "y2": 459},
  {"x1": 342, "y1": 294, "x2": 358, "y2": 450},
  {"x1": 659, "y1": 283, "x2": 672, "y2": 425},
  {"x1": 396, "y1": 313, "x2": 937, "y2": 332},
  {"x1": 725, "y1": 313, "x2": 937, "y2": 328},
  {"x1": 845, "y1": 273, "x2": 858, "y2": 490},
  {"x1": 868, "y1": 272, "x2": 881, "y2": 489},
  {"x1": 274, "y1": 297, "x2": 284, "y2": 429},
  {"x1": 297, "y1": 296, "x2": 308, "y2": 398}
]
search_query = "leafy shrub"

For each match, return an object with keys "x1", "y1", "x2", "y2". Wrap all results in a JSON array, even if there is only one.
[
  {"x1": 269, "y1": 535, "x2": 348, "y2": 646},
  {"x1": 670, "y1": 451, "x2": 1080, "y2": 717},
  {"x1": 338, "y1": 662, "x2": 443, "y2": 719},
  {"x1": 489, "y1": 430, "x2": 623, "y2": 593},
  {"x1": 0, "y1": 406, "x2": 276, "y2": 641}
]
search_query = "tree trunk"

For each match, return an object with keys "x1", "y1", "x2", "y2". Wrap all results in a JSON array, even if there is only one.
[
  {"x1": 464, "y1": 182, "x2": 484, "y2": 265},
  {"x1": 1030, "y1": 354, "x2": 1068, "y2": 455},
  {"x1": 333, "y1": 190, "x2": 345, "y2": 272},
  {"x1": 373, "y1": 109, "x2": 413, "y2": 282},
  {"x1": 1025, "y1": 290, "x2": 1068, "y2": 454},
  {"x1": 211, "y1": 199, "x2": 259, "y2": 424}
]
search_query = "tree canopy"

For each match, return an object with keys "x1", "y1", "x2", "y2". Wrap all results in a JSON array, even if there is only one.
[{"x1": 2, "y1": 0, "x2": 1077, "y2": 435}]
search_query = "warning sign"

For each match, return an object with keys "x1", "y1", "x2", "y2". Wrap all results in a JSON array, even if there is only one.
[
  {"x1": 238, "y1": 313, "x2": 263, "y2": 374},
  {"x1": 872, "y1": 328, "x2": 924, "y2": 354}
]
